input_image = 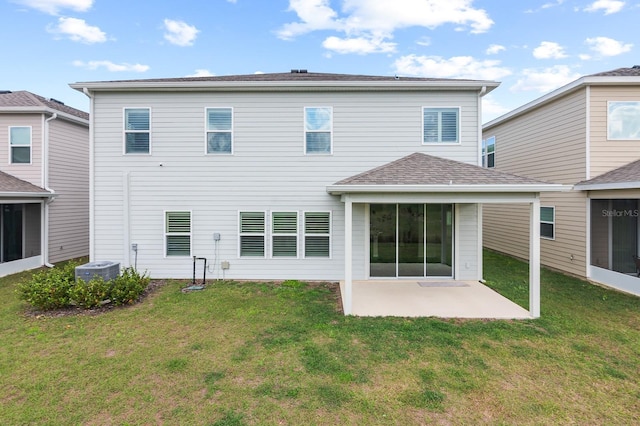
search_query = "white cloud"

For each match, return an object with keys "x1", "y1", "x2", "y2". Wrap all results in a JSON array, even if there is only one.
[
  {"x1": 416, "y1": 36, "x2": 431, "y2": 47},
  {"x1": 163, "y1": 19, "x2": 199, "y2": 46},
  {"x1": 584, "y1": 0, "x2": 625, "y2": 14},
  {"x1": 393, "y1": 54, "x2": 511, "y2": 81},
  {"x1": 14, "y1": 0, "x2": 92, "y2": 15},
  {"x1": 277, "y1": 0, "x2": 493, "y2": 55},
  {"x1": 322, "y1": 35, "x2": 396, "y2": 54},
  {"x1": 585, "y1": 36, "x2": 633, "y2": 57},
  {"x1": 482, "y1": 94, "x2": 511, "y2": 122},
  {"x1": 486, "y1": 44, "x2": 505, "y2": 55},
  {"x1": 511, "y1": 65, "x2": 581, "y2": 93},
  {"x1": 533, "y1": 41, "x2": 567, "y2": 59},
  {"x1": 186, "y1": 69, "x2": 215, "y2": 77},
  {"x1": 47, "y1": 17, "x2": 107, "y2": 43},
  {"x1": 73, "y1": 60, "x2": 149, "y2": 72}
]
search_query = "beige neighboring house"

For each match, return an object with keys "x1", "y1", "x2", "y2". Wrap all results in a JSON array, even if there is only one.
[
  {"x1": 0, "y1": 91, "x2": 89, "y2": 277},
  {"x1": 482, "y1": 66, "x2": 640, "y2": 297}
]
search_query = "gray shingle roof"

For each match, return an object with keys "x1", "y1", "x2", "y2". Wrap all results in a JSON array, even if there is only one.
[
  {"x1": 334, "y1": 153, "x2": 551, "y2": 186},
  {"x1": 587, "y1": 66, "x2": 640, "y2": 77},
  {"x1": 575, "y1": 158, "x2": 640, "y2": 187},
  {"x1": 0, "y1": 171, "x2": 50, "y2": 195},
  {"x1": 0, "y1": 90, "x2": 88, "y2": 121}
]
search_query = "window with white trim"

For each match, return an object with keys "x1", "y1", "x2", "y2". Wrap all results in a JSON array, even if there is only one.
[
  {"x1": 239, "y1": 211, "x2": 266, "y2": 257},
  {"x1": 124, "y1": 108, "x2": 150, "y2": 154},
  {"x1": 482, "y1": 136, "x2": 495, "y2": 168},
  {"x1": 9, "y1": 126, "x2": 31, "y2": 164},
  {"x1": 206, "y1": 107, "x2": 233, "y2": 154},
  {"x1": 272, "y1": 212, "x2": 298, "y2": 257},
  {"x1": 165, "y1": 211, "x2": 191, "y2": 256},
  {"x1": 304, "y1": 107, "x2": 332, "y2": 154},
  {"x1": 304, "y1": 211, "x2": 331, "y2": 257},
  {"x1": 540, "y1": 206, "x2": 555, "y2": 239},
  {"x1": 607, "y1": 101, "x2": 640, "y2": 140},
  {"x1": 423, "y1": 107, "x2": 459, "y2": 143}
]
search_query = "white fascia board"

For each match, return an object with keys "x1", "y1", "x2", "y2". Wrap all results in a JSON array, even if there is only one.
[
  {"x1": 573, "y1": 181, "x2": 640, "y2": 191},
  {"x1": 326, "y1": 184, "x2": 570, "y2": 195},
  {"x1": 0, "y1": 107, "x2": 89, "y2": 126},
  {"x1": 0, "y1": 192, "x2": 54, "y2": 200}
]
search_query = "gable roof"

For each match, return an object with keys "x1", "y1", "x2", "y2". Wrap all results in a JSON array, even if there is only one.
[
  {"x1": 0, "y1": 171, "x2": 53, "y2": 198},
  {"x1": 0, "y1": 90, "x2": 89, "y2": 123},
  {"x1": 574, "y1": 158, "x2": 640, "y2": 191},
  {"x1": 328, "y1": 153, "x2": 565, "y2": 194},
  {"x1": 484, "y1": 66, "x2": 640, "y2": 130},
  {"x1": 71, "y1": 71, "x2": 499, "y2": 94}
]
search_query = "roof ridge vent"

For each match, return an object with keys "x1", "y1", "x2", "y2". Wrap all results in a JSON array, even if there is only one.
[
  {"x1": 633, "y1": 65, "x2": 640, "y2": 69},
  {"x1": 48, "y1": 97, "x2": 65, "y2": 105},
  {"x1": 290, "y1": 69, "x2": 308, "y2": 73},
  {"x1": 0, "y1": 90, "x2": 12, "y2": 94}
]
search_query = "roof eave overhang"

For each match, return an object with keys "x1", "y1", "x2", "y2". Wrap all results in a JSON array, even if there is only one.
[
  {"x1": 574, "y1": 181, "x2": 640, "y2": 191},
  {"x1": 326, "y1": 184, "x2": 569, "y2": 195},
  {"x1": 0, "y1": 106, "x2": 89, "y2": 126},
  {"x1": 0, "y1": 191, "x2": 54, "y2": 199}
]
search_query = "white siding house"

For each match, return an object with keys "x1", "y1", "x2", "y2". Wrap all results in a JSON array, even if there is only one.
[{"x1": 72, "y1": 71, "x2": 564, "y2": 316}]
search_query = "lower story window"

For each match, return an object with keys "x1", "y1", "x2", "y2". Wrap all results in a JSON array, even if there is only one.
[
  {"x1": 304, "y1": 212, "x2": 331, "y2": 257},
  {"x1": 272, "y1": 212, "x2": 298, "y2": 257},
  {"x1": 165, "y1": 211, "x2": 191, "y2": 256},
  {"x1": 540, "y1": 206, "x2": 555, "y2": 239},
  {"x1": 240, "y1": 211, "x2": 265, "y2": 257}
]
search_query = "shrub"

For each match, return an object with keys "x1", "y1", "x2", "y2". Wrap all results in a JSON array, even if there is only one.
[
  {"x1": 17, "y1": 261, "x2": 78, "y2": 310},
  {"x1": 109, "y1": 267, "x2": 150, "y2": 306},
  {"x1": 68, "y1": 277, "x2": 112, "y2": 309}
]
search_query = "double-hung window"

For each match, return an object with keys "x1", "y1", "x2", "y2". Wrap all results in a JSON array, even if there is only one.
[
  {"x1": 272, "y1": 212, "x2": 298, "y2": 257},
  {"x1": 124, "y1": 108, "x2": 150, "y2": 154},
  {"x1": 9, "y1": 126, "x2": 31, "y2": 164},
  {"x1": 423, "y1": 107, "x2": 459, "y2": 144},
  {"x1": 607, "y1": 101, "x2": 640, "y2": 140},
  {"x1": 206, "y1": 107, "x2": 233, "y2": 154},
  {"x1": 165, "y1": 211, "x2": 191, "y2": 256},
  {"x1": 540, "y1": 206, "x2": 555, "y2": 240},
  {"x1": 304, "y1": 107, "x2": 332, "y2": 154},
  {"x1": 304, "y1": 212, "x2": 331, "y2": 257},
  {"x1": 482, "y1": 136, "x2": 495, "y2": 168},
  {"x1": 239, "y1": 211, "x2": 266, "y2": 257}
]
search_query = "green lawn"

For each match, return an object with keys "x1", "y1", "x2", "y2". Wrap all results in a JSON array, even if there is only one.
[{"x1": 1, "y1": 251, "x2": 639, "y2": 425}]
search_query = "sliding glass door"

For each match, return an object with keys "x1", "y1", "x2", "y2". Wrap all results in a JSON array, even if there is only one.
[{"x1": 370, "y1": 203, "x2": 453, "y2": 278}]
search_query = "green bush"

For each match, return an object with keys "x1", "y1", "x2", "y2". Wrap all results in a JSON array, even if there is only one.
[{"x1": 17, "y1": 264, "x2": 150, "y2": 311}]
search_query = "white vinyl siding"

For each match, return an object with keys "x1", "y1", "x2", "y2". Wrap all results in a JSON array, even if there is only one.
[
  {"x1": 9, "y1": 126, "x2": 31, "y2": 164},
  {"x1": 124, "y1": 108, "x2": 150, "y2": 154},
  {"x1": 304, "y1": 107, "x2": 332, "y2": 154},
  {"x1": 304, "y1": 211, "x2": 331, "y2": 258},
  {"x1": 607, "y1": 101, "x2": 640, "y2": 140},
  {"x1": 271, "y1": 211, "x2": 298, "y2": 257},
  {"x1": 165, "y1": 211, "x2": 191, "y2": 256},
  {"x1": 206, "y1": 107, "x2": 233, "y2": 154},
  {"x1": 540, "y1": 206, "x2": 555, "y2": 240},
  {"x1": 239, "y1": 211, "x2": 266, "y2": 257},
  {"x1": 423, "y1": 107, "x2": 460, "y2": 144}
]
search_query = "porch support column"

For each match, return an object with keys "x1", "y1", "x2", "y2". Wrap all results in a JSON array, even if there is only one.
[
  {"x1": 529, "y1": 194, "x2": 541, "y2": 318},
  {"x1": 344, "y1": 195, "x2": 353, "y2": 315}
]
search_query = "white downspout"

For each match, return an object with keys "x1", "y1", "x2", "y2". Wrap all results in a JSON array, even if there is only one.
[
  {"x1": 43, "y1": 113, "x2": 58, "y2": 267},
  {"x1": 82, "y1": 87, "x2": 95, "y2": 261},
  {"x1": 478, "y1": 86, "x2": 487, "y2": 167}
]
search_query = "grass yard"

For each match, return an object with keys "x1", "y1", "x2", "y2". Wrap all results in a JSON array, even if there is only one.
[{"x1": 1, "y1": 250, "x2": 639, "y2": 425}]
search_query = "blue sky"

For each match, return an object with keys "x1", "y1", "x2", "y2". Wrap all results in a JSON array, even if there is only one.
[{"x1": 1, "y1": 0, "x2": 636, "y2": 122}]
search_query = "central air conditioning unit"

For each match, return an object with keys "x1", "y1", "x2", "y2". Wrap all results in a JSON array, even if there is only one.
[{"x1": 75, "y1": 261, "x2": 120, "y2": 282}]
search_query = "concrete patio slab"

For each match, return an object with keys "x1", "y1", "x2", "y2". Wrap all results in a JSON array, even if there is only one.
[{"x1": 340, "y1": 280, "x2": 532, "y2": 319}]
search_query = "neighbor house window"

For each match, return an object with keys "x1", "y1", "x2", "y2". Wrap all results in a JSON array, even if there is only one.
[
  {"x1": 239, "y1": 211, "x2": 265, "y2": 257},
  {"x1": 206, "y1": 107, "x2": 233, "y2": 154},
  {"x1": 482, "y1": 136, "x2": 495, "y2": 168},
  {"x1": 124, "y1": 108, "x2": 150, "y2": 154},
  {"x1": 165, "y1": 211, "x2": 191, "y2": 256},
  {"x1": 304, "y1": 211, "x2": 331, "y2": 257},
  {"x1": 540, "y1": 206, "x2": 555, "y2": 239},
  {"x1": 272, "y1": 212, "x2": 298, "y2": 257},
  {"x1": 423, "y1": 107, "x2": 459, "y2": 143},
  {"x1": 608, "y1": 101, "x2": 640, "y2": 140},
  {"x1": 9, "y1": 126, "x2": 31, "y2": 164},
  {"x1": 304, "y1": 107, "x2": 332, "y2": 154}
]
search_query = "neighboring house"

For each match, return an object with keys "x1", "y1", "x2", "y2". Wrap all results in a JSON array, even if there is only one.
[
  {"x1": 71, "y1": 71, "x2": 563, "y2": 316},
  {"x1": 0, "y1": 91, "x2": 89, "y2": 277},
  {"x1": 482, "y1": 66, "x2": 640, "y2": 297}
]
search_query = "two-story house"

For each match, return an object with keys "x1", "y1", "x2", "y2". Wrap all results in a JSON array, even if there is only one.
[
  {"x1": 0, "y1": 91, "x2": 89, "y2": 277},
  {"x1": 482, "y1": 66, "x2": 640, "y2": 297},
  {"x1": 71, "y1": 71, "x2": 563, "y2": 316}
]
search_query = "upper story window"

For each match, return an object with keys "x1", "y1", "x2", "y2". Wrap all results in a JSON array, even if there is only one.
[
  {"x1": 608, "y1": 101, "x2": 640, "y2": 140},
  {"x1": 124, "y1": 108, "x2": 150, "y2": 154},
  {"x1": 165, "y1": 211, "x2": 191, "y2": 257},
  {"x1": 206, "y1": 107, "x2": 233, "y2": 154},
  {"x1": 423, "y1": 107, "x2": 459, "y2": 144},
  {"x1": 482, "y1": 136, "x2": 495, "y2": 168},
  {"x1": 304, "y1": 107, "x2": 332, "y2": 154},
  {"x1": 9, "y1": 126, "x2": 31, "y2": 164},
  {"x1": 540, "y1": 206, "x2": 555, "y2": 240}
]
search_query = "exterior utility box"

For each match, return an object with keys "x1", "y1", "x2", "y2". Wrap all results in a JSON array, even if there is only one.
[{"x1": 75, "y1": 261, "x2": 120, "y2": 282}]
